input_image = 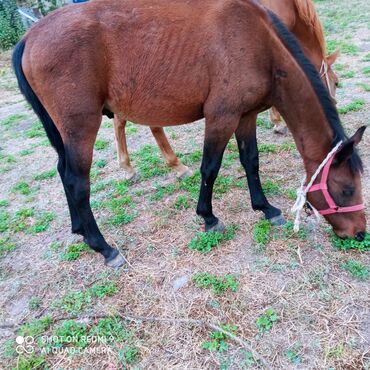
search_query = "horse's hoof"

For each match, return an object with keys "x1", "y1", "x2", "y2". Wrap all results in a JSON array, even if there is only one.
[
  {"x1": 105, "y1": 251, "x2": 126, "y2": 269},
  {"x1": 177, "y1": 166, "x2": 192, "y2": 180},
  {"x1": 205, "y1": 219, "x2": 225, "y2": 233},
  {"x1": 127, "y1": 171, "x2": 140, "y2": 183},
  {"x1": 268, "y1": 214, "x2": 286, "y2": 226},
  {"x1": 273, "y1": 125, "x2": 288, "y2": 135}
]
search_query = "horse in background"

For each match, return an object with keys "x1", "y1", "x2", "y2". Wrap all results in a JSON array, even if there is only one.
[{"x1": 113, "y1": 0, "x2": 340, "y2": 179}]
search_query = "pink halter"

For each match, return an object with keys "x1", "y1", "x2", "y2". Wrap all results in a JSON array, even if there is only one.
[{"x1": 307, "y1": 150, "x2": 365, "y2": 215}]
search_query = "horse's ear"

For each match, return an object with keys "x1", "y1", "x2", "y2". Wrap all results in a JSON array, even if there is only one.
[
  {"x1": 334, "y1": 126, "x2": 366, "y2": 165},
  {"x1": 326, "y1": 49, "x2": 340, "y2": 66}
]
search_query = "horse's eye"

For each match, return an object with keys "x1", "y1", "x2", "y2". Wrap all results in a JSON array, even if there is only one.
[{"x1": 342, "y1": 189, "x2": 354, "y2": 197}]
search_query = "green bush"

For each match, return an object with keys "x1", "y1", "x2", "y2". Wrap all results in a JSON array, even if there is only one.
[{"x1": 0, "y1": 0, "x2": 25, "y2": 49}]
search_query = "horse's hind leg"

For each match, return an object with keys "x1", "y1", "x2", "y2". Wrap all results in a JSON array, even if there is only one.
[
  {"x1": 61, "y1": 114, "x2": 124, "y2": 267},
  {"x1": 113, "y1": 116, "x2": 139, "y2": 181},
  {"x1": 270, "y1": 107, "x2": 287, "y2": 135},
  {"x1": 150, "y1": 127, "x2": 191, "y2": 178},
  {"x1": 236, "y1": 114, "x2": 285, "y2": 225}
]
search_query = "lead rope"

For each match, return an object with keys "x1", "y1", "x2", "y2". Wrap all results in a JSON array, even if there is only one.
[
  {"x1": 291, "y1": 140, "x2": 343, "y2": 232},
  {"x1": 320, "y1": 60, "x2": 335, "y2": 99}
]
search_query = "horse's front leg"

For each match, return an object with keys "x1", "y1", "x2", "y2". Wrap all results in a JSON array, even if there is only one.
[
  {"x1": 270, "y1": 106, "x2": 287, "y2": 135},
  {"x1": 236, "y1": 114, "x2": 286, "y2": 225},
  {"x1": 196, "y1": 113, "x2": 239, "y2": 232}
]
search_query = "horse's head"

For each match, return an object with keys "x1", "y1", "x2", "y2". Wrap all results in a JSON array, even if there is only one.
[
  {"x1": 307, "y1": 126, "x2": 367, "y2": 240},
  {"x1": 322, "y1": 49, "x2": 340, "y2": 103}
]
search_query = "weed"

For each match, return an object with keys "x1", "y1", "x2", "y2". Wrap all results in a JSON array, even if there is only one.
[
  {"x1": 262, "y1": 179, "x2": 281, "y2": 196},
  {"x1": 338, "y1": 99, "x2": 365, "y2": 114},
  {"x1": 180, "y1": 171, "x2": 201, "y2": 199},
  {"x1": 27, "y1": 212, "x2": 55, "y2": 233},
  {"x1": 0, "y1": 199, "x2": 9, "y2": 207},
  {"x1": 362, "y1": 66, "x2": 370, "y2": 76},
  {"x1": 189, "y1": 225, "x2": 239, "y2": 253},
  {"x1": 255, "y1": 308, "x2": 277, "y2": 333},
  {"x1": 202, "y1": 324, "x2": 238, "y2": 352},
  {"x1": 0, "y1": 113, "x2": 27, "y2": 128},
  {"x1": 91, "y1": 180, "x2": 112, "y2": 194},
  {"x1": 358, "y1": 82, "x2": 370, "y2": 92},
  {"x1": 119, "y1": 346, "x2": 140, "y2": 367},
  {"x1": 214, "y1": 175, "x2": 233, "y2": 195},
  {"x1": 253, "y1": 220, "x2": 272, "y2": 246},
  {"x1": 89, "y1": 282, "x2": 118, "y2": 298},
  {"x1": 340, "y1": 70, "x2": 355, "y2": 78},
  {"x1": 94, "y1": 138, "x2": 109, "y2": 150},
  {"x1": 12, "y1": 181, "x2": 31, "y2": 195},
  {"x1": 286, "y1": 343, "x2": 302, "y2": 364},
  {"x1": 94, "y1": 159, "x2": 107, "y2": 168},
  {"x1": 0, "y1": 236, "x2": 16, "y2": 256},
  {"x1": 174, "y1": 195, "x2": 191, "y2": 210},
  {"x1": 180, "y1": 149, "x2": 202, "y2": 165},
  {"x1": 342, "y1": 260, "x2": 369, "y2": 280},
  {"x1": 53, "y1": 320, "x2": 89, "y2": 348},
  {"x1": 126, "y1": 121, "x2": 138, "y2": 134},
  {"x1": 60, "y1": 242, "x2": 90, "y2": 261},
  {"x1": 132, "y1": 144, "x2": 169, "y2": 179},
  {"x1": 28, "y1": 297, "x2": 42, "y2": 310},
  {"x1": 193, "y1": 272, "x2": 239, "y2": 294},
  {"x1": 91, "y1": 317, "x2": 130, "y2": 342},
  {"x1": 33, "y1": 169, "x2": 57, "y2": 181},
  {"x1": 327, "y1": 39, "x2": 358, "y2": 55},
  {"x1": 283, "y1": 221, "x2": 307, "y2": 241},
  {"x1": 25, "y1": 121, "x2": 45, "y2": 138},
  {"x1": 326, "y1": 343, "x2": 344, "y2": 359},
  {"x1": 150, "y1": 182, "x2": 177, "y2": 201},
  {"x1": 19, "y1": 148, "x2": 35, "y2": 156},
  {"x1": 15, "y1": 355, "x2": 46, "y2": 370},
  {"x1": 19, "y1": 316, "x2": 52, "y2": 337},
  {"x1": 256, "y1": 116, "x2": 273, "y2": 129},
  {"x1": 332, "y1": 233, "x2": 370, "y2": 252}
]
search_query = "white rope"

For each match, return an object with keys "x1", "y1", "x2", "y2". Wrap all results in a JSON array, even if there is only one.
[
  {"x1": 320, "y1": 60, "x2": 335, "y2": 99},
  {"x1": 291, "y1": 140, "x2": 343, "y2": 232}
]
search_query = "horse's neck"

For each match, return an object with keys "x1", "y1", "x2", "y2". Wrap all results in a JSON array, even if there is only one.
[{"x1": 270, "y1": 48, "x2": 333, "y2": 174}]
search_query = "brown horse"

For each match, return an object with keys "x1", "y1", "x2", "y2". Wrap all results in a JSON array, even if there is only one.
[
  {"x1": 13, "y1": 0, "x2": 366, "y2": 268},
  {"x1": 113, "y1": 0, "x2": 340, "y2": 179}
]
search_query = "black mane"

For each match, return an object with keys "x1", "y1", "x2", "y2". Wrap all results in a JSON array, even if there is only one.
[{"x1": 267, "y1": 10, "x2": 363, "y2": 172}]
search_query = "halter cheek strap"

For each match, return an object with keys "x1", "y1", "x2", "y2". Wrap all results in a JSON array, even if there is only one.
[{"x1": 306, "y1": 151, "x2": 365, "y2": 215}]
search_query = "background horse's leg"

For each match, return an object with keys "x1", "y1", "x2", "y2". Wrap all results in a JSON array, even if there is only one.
[
  {"x1": 62, "y1": 114, "x2": 124, "y2": 268},
  {"x1": 150, "y1": 127, "x2": 191, "y2": 178},
  {"x1": 113, "y1": 116, "x2": 139, "y2": 181},
  {"x1": 270, "y1": 106, "x2": 287, "y2": 135},
  {"x1": 236, "y1": 114, "x2": 285, "y2": 225},
  {"x1": 196, "y1": 114, "x2": 239, "y2": 232}
]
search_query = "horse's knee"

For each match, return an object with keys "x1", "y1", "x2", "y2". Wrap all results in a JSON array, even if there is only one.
[{"x1": 64, "y1": 173, "x2": 89, "y2": 205}]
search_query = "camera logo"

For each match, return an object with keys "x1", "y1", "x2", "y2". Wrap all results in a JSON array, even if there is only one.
[{"x1": 16, "y1": 336, "x2": 35, "y2": 354}]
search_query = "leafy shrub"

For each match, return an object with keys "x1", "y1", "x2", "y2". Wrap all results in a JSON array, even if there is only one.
[{"x1": 0, "y1": 0, "x2": 24, "y2": 49}]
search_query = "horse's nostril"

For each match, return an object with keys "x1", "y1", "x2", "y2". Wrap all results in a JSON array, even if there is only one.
[{"x1": 355, "y1": 231, "x2": 365, "y2": 242}]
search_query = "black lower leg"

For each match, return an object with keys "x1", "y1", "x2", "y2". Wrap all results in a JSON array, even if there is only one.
[
  {"x1": 236, "y1": 120, "x2": 282, "y2": 221},
  {"x1": 57, "y1": 158, "x2": 84, "y2": 236},
  {"x1": 64, "y1": 151, "x2": 118, "y2": 262}
]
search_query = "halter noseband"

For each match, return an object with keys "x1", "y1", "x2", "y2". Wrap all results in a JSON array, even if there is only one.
[{"x1": 306, "y1": 145, "x2": 365, "y2": 215}]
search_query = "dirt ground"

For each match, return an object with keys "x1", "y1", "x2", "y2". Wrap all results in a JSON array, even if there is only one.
[{"x1": 0, "y1": 0, "x2": 369, "y2": 369}]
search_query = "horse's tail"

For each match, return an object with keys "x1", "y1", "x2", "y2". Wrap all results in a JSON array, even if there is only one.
[
  {"x1": 12, "y1": 39, "x2": 65, "y2": 161},
  {"x1": 293, "y1": 0, "x2": 326, "y2": 56}
]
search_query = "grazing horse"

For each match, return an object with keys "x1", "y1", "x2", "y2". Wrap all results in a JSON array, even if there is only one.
[
  {"x1": 113, "y1": 0, "x2": 340, "y2": 178},
  {"x1": 12, "y1": 0, "x2": 366, "y2": 268}
]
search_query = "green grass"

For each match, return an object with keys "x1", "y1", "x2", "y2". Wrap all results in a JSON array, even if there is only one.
[
  {"x1": 193, "y1": 272, "x2": 239, "y2": 294},
  {"x1": 33, "y1": 169, "x2": 57, "y2": 181},
  {"x1": 132, "y1": 144, "x2": 169, "y2": 179},
  {"x1": 19, "y1": 316, "x2": 52, "y2": 337},
  {"x1": 189, "y1": 225, "x2": 239, "y2": 253},
  {"x1": 28, "y1": 297, "x2": 42, "y2": 310},
  {"x1": 19, "y1": 148, "x2": 35, "y2": 156},
  {"x1": 342, "y1": 260, "x2": 369, "y2": 280},
  {"x1": 256, "y1": 116, "x2": 273, "y2": 129},
  {"x1": 0, "y1": 237, "x2": 16, "y2": 256},
  {"x1": 119, "y1": 346, "x2": 140, "y2": 367},
  {"x1": 179, "y1": 149, "x2": 202, "y2": 166},
  {"x1": 0, "y1": 199, "x2": 9, "y2": 207},
  {"x1": 253, "y1": 220, "x2": 272, "y2": 246},
  {"x1": 358, "y1": 83, "x2": 370, "y2": 92},
  {"x1": 60, "y1": 242, "x2": 90, "y2": 261},
  {"x1": 255, "y1": 308, "x2": 277, "y2": 333},
  {"x1": 53, "y1": 320, "x2": 89, "y2": 348},
  {"x1": 25, "y1": 121, "x2": 45, "y2": 138},
  {"x1": 326, "y1": 39, "x2": 358, "y2": 55},
  {"x1": 258, "y1": 142, "x2": 295, "y2": 154},
  {"x1": 14, "y1": 355, "x2": 46, "y2": 370},
  {"x1": 150, "y1": 182, "x2": 177, "y2": 201},
  {"x1": 202, "y1": 324, "x2": 238, "y2": 352},
  {"x1": 262, "y1": 179, "x2": 281, "y2": 196},
  {"x1": 332, "y1": 233, "x2": 370, "y2": 252},
  {"x1": 54, "y1": 282, "x2": 118, "y2": 314},
  {"x1": 94, "y1": 159, "x2": 107, "y2": 168},
  {"x1": 27, "y1": 212, "x2": 55, "y2": 234},
  {"x1": 174, "y1": 195, "x2": 191, "y2": 210},
  {"x1": 94, "y1": 138, "x2": 109, "y2": 150},
  {"x1": 338, "y1": 99, "x2": 365, "y2": 114},
  {"x1": 286, "y1": 343, "x2": 302, "y2": 364},
  {"x1": 339, "y1": 70, "x2": 355, "y2": 78},
  {"x1": 0, "y1": 113, "x2": 27, "y2": 128},
  {"x1": 11, "y1": 181, "x2": 31, "y2": 195},
  {"x1": 180, "y1": 171, "x2": 201, "y2": 199},
  {"x1": 362, "y1": 66, "x2": 370, "y2": 76},
  {"x1": 126, "y1": 121, "x2": 138, "y2": 134}
]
